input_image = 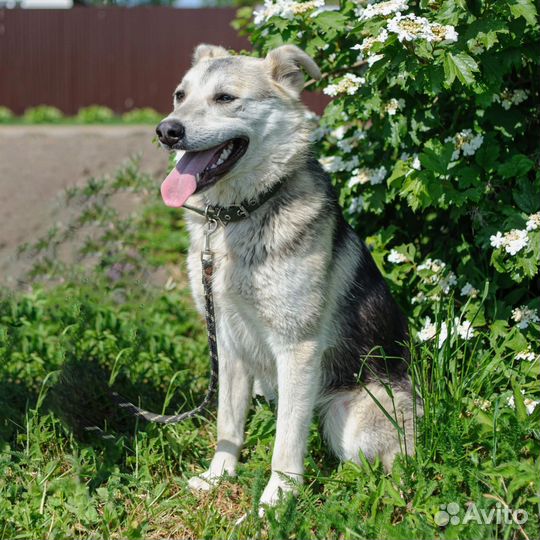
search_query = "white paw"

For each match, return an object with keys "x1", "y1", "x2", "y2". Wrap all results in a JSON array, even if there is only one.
[
  {"x1": 188, "y1": 474, "x2": 215, "y2": 492},
  {"x1": 259, "y1": 472, "x2": 300, "y2": 507}
]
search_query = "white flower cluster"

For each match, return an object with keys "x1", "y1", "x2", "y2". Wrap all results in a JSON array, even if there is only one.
[
  {"x1": 507, "y1": 390, "x2": 539, "y2": 415},
  {"x1": 439, "y1": 272, "x2": 458, "y2": 294},
  {"x1": 417, "y1": 316, "x2": 475, "y2": 347},
  {"x1": 320, "y1": 154, "x2": 360, "y2": 173},
  {"x1": 330, "y1": 125, "x2": 347, "y2": 140},
  {"x1": 511, "y1": 306, "x2": 539, "y2": 329},
  {"x1": 253, "y1": 0, "x2": 325, "y2": 25},
  {"x1": 324, "y1": 73, "x2": 366, "y2": 97},
  {"x1": 417, "y1": 258, "x2": 457, "y2": 295},
  {"x1": 515, "y1": 346, "x2": 538, "y2": 362},
  {"x1": 490, "y1": 229, "x2": 529, "y2": 256},
  {"x1": 473, "y1": 398, "x2": 491, "y2": 412},
  {"x1": 493, "y1": 89, "x2": 529, "y2": 110},
  {"x1": 417, "y1": 258, "x2": 446, "y2": 273},
  {"x1": 348, "y1": 196, "x2": 365, "y2": 214},
  {"x1": 460, "y1": 282, "x2": 479, "y2": 298},
  {"x1": 357, "y1": 0, "x2": 408, "y2": 20},
  {"x1": 352, "y1": 29, "x2": 389, "y2": 53},
  {"x1": 445, "y1": 129, "x2": 484, "y2": 161},
  {"x1": 526, "y1": 211, "x2": 540, "y2": 231},
  {"x1": 385, "y1": 98, "x2": 405, "y2": 116},
  {"x1": 387, "y1": 13, "x2": 458, "y2": 43},
  {"x1": 348, "y1": 165, "x2": 387, "y2": 187},
  {"x1": 337, "y1": 135, "x2": 359, "y2": 153},
  {"x1": 387, "y1": 249, "x2": 409, "y2": 264},
  {"x1": 490, "y1": 212, "x2": 540, "y2": 257},
  {"x1": 400, "y1": 152, "x2": 421, "y2": 171}
]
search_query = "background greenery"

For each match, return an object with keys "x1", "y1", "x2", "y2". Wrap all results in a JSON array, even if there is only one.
[
  {"x1": 1, "y1": 0, "x2": 539, "y2": 538},
  {"x1": 0, "y1": 105, "x2": 163, "y2": 125}
]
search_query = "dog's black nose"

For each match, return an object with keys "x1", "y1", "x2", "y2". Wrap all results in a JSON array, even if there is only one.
[{"x1": 156, "y1": 119, "x2": 185, "y2": 147}]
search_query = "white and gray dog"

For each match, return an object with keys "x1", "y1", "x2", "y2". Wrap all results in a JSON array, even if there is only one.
[{"x1": 155, "y1": 44, "x2": 418, "y2": 508}]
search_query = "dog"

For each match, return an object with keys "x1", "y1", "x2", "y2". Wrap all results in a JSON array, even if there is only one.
[{"x1": 155, "y1": 43, "x2": 419, "y2": 508}]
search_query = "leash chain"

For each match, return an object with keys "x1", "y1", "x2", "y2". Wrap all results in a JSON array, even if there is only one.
[
  {"x1": 108, "y1": 218, "x2": 220, "y2": 425},
  {"x1": 101, "y1": 176, "x2": 286, "y2": 429},
  {"x1": 85, "y1": 178, "x2": 287, "y2": 434}
]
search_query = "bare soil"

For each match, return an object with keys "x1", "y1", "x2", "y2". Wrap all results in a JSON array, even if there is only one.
[{"x1": 0, "y1": 126, "x2": 170, "y2": 288}]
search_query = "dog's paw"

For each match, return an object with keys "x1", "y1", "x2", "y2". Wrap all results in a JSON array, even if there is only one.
[
  {"x1": 188, "y1": 464, "x2": 237, "y2": 492},
  {"x1": 259, "y1": 471, "x2": 300, "y2": 507},
  {"x1": 188, "y1": 475, "x2": 215, "y2": 492}
]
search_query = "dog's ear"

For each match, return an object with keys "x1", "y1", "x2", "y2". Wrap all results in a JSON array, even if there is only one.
[
  {"x1": 192, "y1": 44, "x2": 230, "y2": 65},
  {"x1": 265, "y1": 45, "x2": 321, "y2": 95}
]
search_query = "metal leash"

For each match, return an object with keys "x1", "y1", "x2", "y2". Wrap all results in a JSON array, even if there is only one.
[{"x1": 108, "y1": 217, "x2": 220, "y2": 425}]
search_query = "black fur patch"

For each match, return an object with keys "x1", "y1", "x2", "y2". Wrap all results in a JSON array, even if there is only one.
[{"x1": 324, "y1": 238, "x2": 409, "y2": 389}]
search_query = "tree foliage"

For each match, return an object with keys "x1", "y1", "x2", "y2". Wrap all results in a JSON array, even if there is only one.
[{"x1": 237, "y1": 0, "x2": 539, "y2": 379}]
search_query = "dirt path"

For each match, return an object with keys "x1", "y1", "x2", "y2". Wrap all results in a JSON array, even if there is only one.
[{"x1": 0, "y1": 126, "x2": 170, "y2": 287}]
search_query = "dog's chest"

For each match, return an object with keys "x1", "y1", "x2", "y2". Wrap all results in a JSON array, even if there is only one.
[{"x1": 186, "y1": 220, "x2": 326, "y2": 336}]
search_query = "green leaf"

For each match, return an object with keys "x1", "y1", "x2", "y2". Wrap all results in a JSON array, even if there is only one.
[
  {"x1": 513, "y1": 177, "x2": 540, "y2": 213},
  {"x1": 465, "y1": 18, "x2": 510, "y2": 50},
  {"x1": 498, "y1": 154, "x2": 534, "y2": 179},
  {"x1": 401, "y1": 174, "x2": 431, "y2": 211},
  {"x1": 419, "y1": 146, "x2": 453, "y2": 175},
  {"x1": 388, "y1": 160, "x2": 409, "y2": 189},
  {"x1": 456, "y1": 166, "x2": 482, "y2": 189},
  {"x1": 475, "y1": 139, "x2": 500, "y2": 170},
  {"x1": 443, "y1": 52, "x2": 479, "y2": 86},
  {"x1": 509, "y1": 0, "x2": 538, "y2": 26},
  {"x1": 312, "y1": 11, "x2": 348, "y2": 32},
  {"x1": 511, "y1": 380, "x2": 528, "y2": 422},
  {"x1": 516, "y1": 253, "x2": 539, "y2": 278}
]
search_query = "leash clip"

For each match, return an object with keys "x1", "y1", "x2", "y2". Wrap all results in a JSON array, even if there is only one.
[{"x1": 201, "y1": 216, "x2": 218, "y2": 264}]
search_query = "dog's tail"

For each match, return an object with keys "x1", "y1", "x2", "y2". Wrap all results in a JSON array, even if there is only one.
[{"x1": 319, "y1": 382, "x2": 419, "y2": 471}]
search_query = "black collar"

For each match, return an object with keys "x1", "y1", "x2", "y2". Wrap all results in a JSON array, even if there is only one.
[{"x1": 183, "y1": 177, "x2": 286, "y2": 226}]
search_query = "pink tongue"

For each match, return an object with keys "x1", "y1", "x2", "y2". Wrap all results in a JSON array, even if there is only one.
[
  {"x1": 160, "y1": 168, "x2": 197, "y2": 208},
  {"x1": 160, "y1": 147, "x2": 219, "y2": 208}
]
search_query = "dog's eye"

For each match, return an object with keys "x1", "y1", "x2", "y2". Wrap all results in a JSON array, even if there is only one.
[
  {"x1": 174, "y1": 90, "x2": 185, "y2": 102},
  {"x1": 215, "y1": 93, "x2": 237, "y2": 104}
]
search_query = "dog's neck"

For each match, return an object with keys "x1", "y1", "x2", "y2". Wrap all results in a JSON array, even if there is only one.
[{"x1": 183, "y1": 175, "x2": 288, "y2": 225}]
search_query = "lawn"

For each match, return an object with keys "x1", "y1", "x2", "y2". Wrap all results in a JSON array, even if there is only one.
[{"x1": 0, "y1": 161, "x2": 538, "y2": 540}]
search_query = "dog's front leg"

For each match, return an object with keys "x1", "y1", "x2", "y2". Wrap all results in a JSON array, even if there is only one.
[
  {"x1": 188, "y1": 338, "x2": 252, "y2": 491},
  {"x1": 260, "y1": 338, "x2": 321, "y2": 507}
]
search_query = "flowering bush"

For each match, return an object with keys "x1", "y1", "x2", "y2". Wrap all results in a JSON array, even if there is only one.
[{"x1": 237, "y1": 0, "x2": 539, "y2": 406}]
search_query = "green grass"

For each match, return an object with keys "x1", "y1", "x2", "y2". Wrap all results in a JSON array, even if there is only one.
[{"x1": 0, "y1": 162, "x2": 538, "y2": 539}]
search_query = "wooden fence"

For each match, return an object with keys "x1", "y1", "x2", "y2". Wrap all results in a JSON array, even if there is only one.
[{"x1": 0, "y1": 7, "x2": 328, "y2": 115}]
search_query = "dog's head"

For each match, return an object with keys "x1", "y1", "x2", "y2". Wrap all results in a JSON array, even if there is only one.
[{"x1": 157, "y1": 44, "x2": 321, "y2": 207}]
